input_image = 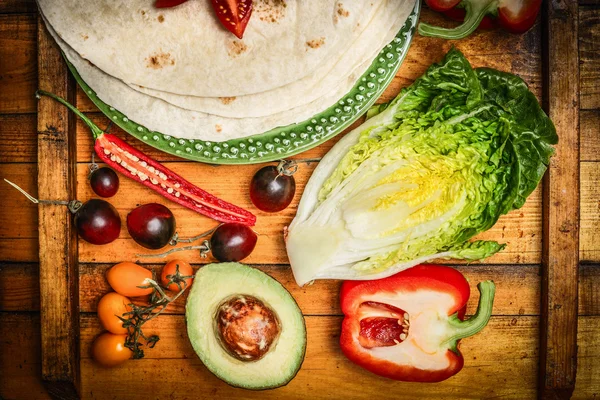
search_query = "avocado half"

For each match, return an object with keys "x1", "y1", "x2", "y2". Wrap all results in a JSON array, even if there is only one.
[{"x1": 185, "y1": 262, "x2": 307, "y2": 390}]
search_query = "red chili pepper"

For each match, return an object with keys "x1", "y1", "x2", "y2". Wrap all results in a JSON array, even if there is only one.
[
  {"x1": 211, "y1": 0, "x2": 253, "y2": 39},
  {"x1": 37, "y1": 90, "x2": 256, "y2": 227},
  {"x1": 339, "y1": 265, "x2": 495, "y2": 382},
  {"x1": 418, "y1": 0, "x2": 542, "y2": 39}
]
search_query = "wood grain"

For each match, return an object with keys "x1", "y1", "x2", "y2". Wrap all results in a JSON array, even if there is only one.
[
  {"x1": 0, "y1": 263, "x2": 39, "y2": 312},
  {"x1": 539, "y1": 0, "x2": 581, "y2": 397},
  {"x1": 0, "y1": 114, "x2": 37, "y2": 163},
  {"x1": 37, "y1": 17, "x2": 79, "y2": 399},
  {"x1": 78, "y1": 263, "x2": 541, "y2": 317},
  {"x1": 580, "y1": 110, "x2": 600, "y2": 162},
  {"x1": 579, "y1": 7, "x2": 600, "y2": 110},
  {"x1": 580, "y1": 163, "x2": 600, "y2": 263},
  {"x1": 0, "y1": 0, "x2": 37, "y2": 14},
  {"x1": 573, "y1": 316, "x2": 600, "y2": 399},
  {"x1": 0, "y1": 313, "x2": 52, "y2": 400},
  {"x1": 0, "y1": 14, "x2": 37, "y2": 115},
  {"x1": 78, "y1": 314, "x2": 539, "y2": 400}
]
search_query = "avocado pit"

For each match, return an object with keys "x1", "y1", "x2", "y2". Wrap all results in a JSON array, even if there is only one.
[{"x1": 215, "y1": 294, "x2": 281, "y2": 361}]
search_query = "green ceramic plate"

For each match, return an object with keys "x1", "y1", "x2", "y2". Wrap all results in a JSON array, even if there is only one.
[{"x1": 67, "y1": 2, "x2": 419, "y2": 165}]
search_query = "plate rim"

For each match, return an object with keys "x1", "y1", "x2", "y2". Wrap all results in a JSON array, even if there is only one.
[{"x1": 68, "y1": 1, "x2": 420, "y2": 165}]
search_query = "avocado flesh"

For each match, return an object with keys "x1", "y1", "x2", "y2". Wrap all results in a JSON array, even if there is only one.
[{"x1": 186, "y1": 262, "x2": 307, "y2": 390}]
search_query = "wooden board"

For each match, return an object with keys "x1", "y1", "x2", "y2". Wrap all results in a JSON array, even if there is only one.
[
  {"x1": 539, "y1": 0, "x2": 581, "y2": 397},
  {"x1": 0, "y1": 3, "x2": 586, "y2": 400},
  {"x1": 36, "y1": 16, "x2": 80, "y2": 400}
]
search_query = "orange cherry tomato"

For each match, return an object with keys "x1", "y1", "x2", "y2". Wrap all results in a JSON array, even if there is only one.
[
  {"x1": 160, "y1": 260, "x2": 194, "y2": 292},
  {"x1": 97, "y1": 292, "x2": 132, "y2": 334},
  {"x1": 91, "y1": 332, "x2": 132, "y2": 367},
  {"x1": 106, "y1": 262, "x2": 153, "y2": 297}
]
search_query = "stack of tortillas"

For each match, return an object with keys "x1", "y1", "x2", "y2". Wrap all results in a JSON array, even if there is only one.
[{"x1": 37, "y1": 0, "x2": 416, "y2": 141}]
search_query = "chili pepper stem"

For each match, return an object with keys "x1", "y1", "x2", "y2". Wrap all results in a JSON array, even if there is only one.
[
  {"x1": 36, "y1": 90, "x2": 104, "y2": 140},
  {"x1": 418, "y1": 0, "x2": 498, "y2": 40},
  {"x1": 443, "y1": 280, "x2": 496, "y2": 353}
]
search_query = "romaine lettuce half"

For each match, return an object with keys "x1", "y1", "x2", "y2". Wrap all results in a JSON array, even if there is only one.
[{"x1": 286, "y1": 48, "x2": 557, "y2": 286}]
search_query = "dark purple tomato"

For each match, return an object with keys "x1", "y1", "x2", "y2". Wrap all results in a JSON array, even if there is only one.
[
  {"x1": 90, "y1": 167, "x2": 119, "y2": 198},
  {"x1": 127, "y1": 203, "x2": 176, "y2": 249},
  {"x1": 250, "y1": 166, "x2": 296, "y2": 212},
  {"x1": 74, "y1": 199, "x2": 121, "y2": 245},
  {"x1": 210, "y1": 223, "x2": 257, "y2": 262}
]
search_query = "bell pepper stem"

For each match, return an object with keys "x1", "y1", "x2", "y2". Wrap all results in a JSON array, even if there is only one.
[
  {"x1": 36, "y1": 90, "x2": 105, "y2": 140},
  {"x1": 444, "y1": 280, "x2": 496, "y2": 353},
  {"x1": 418, "y1": 0, "x2": 499, "y2": 40}
]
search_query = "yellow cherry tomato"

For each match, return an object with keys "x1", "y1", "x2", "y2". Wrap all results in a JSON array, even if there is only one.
[
  {"x1": 106, "y1": 262, "x2": 153, "y2": 297},
  {"x1": 91, "y1": 332, "x2": 132, "y2": 367},
  {"x1": 160, "y1": 260, "x2": 194, "y2": 292},
  {"x1": 97, "y1": 292, "x2": 132, "y2": 335}
]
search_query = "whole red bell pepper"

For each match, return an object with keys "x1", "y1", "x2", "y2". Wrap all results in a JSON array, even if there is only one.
[
  {"x1": 339, "y1": 265, "x2": 495, "y2": 382},
  {"x1": 418, "y1": 0, "x2": 542, "y2": 40}
]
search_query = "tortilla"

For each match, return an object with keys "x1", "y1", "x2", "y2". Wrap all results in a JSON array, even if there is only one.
[
  {"x1": 127, "y1": 0, "x2": 412, "y2": 118},
  {"x1": 41, "y1": 7, "x2": 411, "y2": 141},
  {"x1": 37, "y1": 0, "x2": 396, "y2": 97}
]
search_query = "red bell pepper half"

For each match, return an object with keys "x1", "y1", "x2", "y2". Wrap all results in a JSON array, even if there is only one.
[
  {"x1": 339, "y1": 265, "x2": 496, "y2": 382},
  {"x1": 418, "y1": 0, "x2": 542, "y2": 40}
]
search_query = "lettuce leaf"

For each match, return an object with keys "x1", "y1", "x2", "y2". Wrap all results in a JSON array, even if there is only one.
[{"x1": 286, "y1": 48, "x2": 557, "y2": 286}]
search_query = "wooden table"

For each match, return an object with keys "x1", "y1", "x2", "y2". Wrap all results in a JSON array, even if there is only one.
[{"x1": 1, "y1": 1, "x2": 598, "y2": 399}]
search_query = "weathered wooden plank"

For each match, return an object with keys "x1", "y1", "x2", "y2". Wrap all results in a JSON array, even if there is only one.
[
  {"x1": 0, "y1": 114, "x2": 37, "y2": 163},
  {"x1": 573, "y1": 316, "x2": 600, "y2": 399},
  {"x1": 0, "y1": 14, "x2": 37, "y2": 114},
  {"x1": 0, "y1": 0, "x2": 37, "y2": 14},
  {"x1": 539, "y1": 0, "x2": 580, "y2": 397},
  {"x1": 75, "y1": 162, "x2": 543, "y2": 265},
  {"x1": 0, "y1": 263, "x2": 39, "y2": 312},
  {"x1": 581, "y1": 110, "x2": 600, "y2": 162},
  {"x1": 579, "y1": 265, "x2": 600, "y2": 316},
  {"x1": 581, "y1": 162, "x2": 600, "y2": 263},
  {"x1": 37, "y1": 16, "x2": 79, "y2": 399},
  {"x1": 580, "y1": 7, "x2": 600, "y2": 110},
  {"x1": 0, "y1": 163, "x2": 38, "y2": 242},
  {"x1": 79, "y1": 314, "x2": 539, "y2": 400},
  {"x1": 78, "y1": 263, "x2": 541, "y2": 317},
  {"x1": 0, "y1": 313, "x2": 52, "y2": 400}
]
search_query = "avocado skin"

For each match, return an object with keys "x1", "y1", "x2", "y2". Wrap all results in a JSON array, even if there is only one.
[{"x1": 185, "y1": 262, "x2": 307, "y2": 390}]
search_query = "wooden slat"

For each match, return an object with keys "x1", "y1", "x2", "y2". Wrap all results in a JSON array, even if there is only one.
[
  {"x1": 0, "y1": 313, "x2": 52, "y2": 400},
  {"x1": 0, "y1": 263, "x2": 39, "y2": 312},
  {"x1": 37, "y1": 17, "x2": 79, "y2": 399},
  {"x1": 581, "y1": 162, "x2": 600, "y2": 263},
  {"x1": 579, "y1": 7, "x2": 600, "y2": 110},
  {"x1": 0, "y1": 0, "x2": 37, "y2": 14},
  {"x1": 0, "y1": 14, "x2": 37, "y2": 114},
  {"x1": 580, "y1": 110, "x2": 600, "y2": 162},
  {"x1": 539, "y1": 0, "x2": 580, "y2": 397},
  {"x1": 79, "y1": 314, "x2": 539, "y2": 400},
  {"x1": 0, "y1": 114, "x2": 37, "y2": 162},
  {"x1": 78, "y1": 263, "x2": 541, "y2": 317},
  {"x1": 74, "y1": 161, "x2": 543, "y2": 265},
  {"x1": 573, "y1": 316, "x2": 600, "y2": 399}
]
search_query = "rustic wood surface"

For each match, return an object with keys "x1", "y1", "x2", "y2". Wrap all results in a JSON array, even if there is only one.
[
  {"x1": 539, "y1": 0, "x2": 581, "y2": 398},
  {"x1": 35, "y1": 15, "x2": 79, "y2": 400},
  {"x1": 0, "y1": 2, "x2": 598, "y2": 399}
]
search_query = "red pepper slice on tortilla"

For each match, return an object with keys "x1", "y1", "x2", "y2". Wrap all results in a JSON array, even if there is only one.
[
  {"x1": 418, "y1": 0, "x2": 542, "y2": 39},
  {"x1": 339, "y1": 265, "x2": 495, "y2": 382},
  {"x1": 211, "y1": 0, "x2": 253, "y2": 39},
  {"x1": 37, "y1": 90, "x2": 256, "y2": 227},
  {"x1": 155, "y1": 0, "x2": 253, "y2": 39}
]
